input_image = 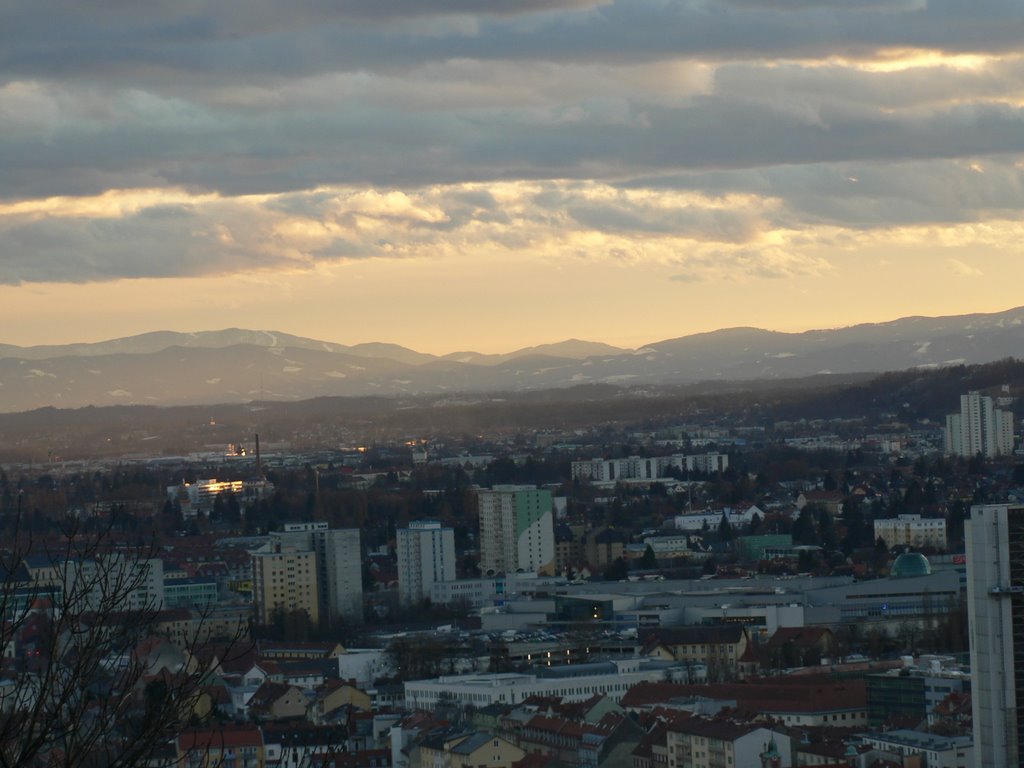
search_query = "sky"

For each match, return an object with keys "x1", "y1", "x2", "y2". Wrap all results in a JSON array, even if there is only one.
[{"x1": 2, "y1": 0, "x2": 1023, "y2": 354}]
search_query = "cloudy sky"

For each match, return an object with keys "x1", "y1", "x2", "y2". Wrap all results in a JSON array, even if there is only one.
[{"x1": 2, "y1": 0, "x2": 1023, "y2": 353}]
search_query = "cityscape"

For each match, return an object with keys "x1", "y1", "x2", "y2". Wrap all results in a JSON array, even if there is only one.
[
  {"x1": 0, "y1": 348, "x2": 1021, "y2": 767},
  {"x1": 4, "y1": 0, "x2": 1024, "y2": 766}
]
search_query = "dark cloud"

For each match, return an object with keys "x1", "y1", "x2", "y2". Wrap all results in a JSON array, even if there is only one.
[
  {"x1": 3, "y1": 0, "x2": 1023, "y2": 87},
  {"x1": 2, "y1": 0, "x2": 1024, "y2": 286}
]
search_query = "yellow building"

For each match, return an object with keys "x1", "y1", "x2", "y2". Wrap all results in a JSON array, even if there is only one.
[
  {"x1": 177, "y1": 725, "x2": 264, "y2": 768},
  {"x1": 415, "y1": 732, "x2": 524, "y2": 768},
  {"x1": 645, "y1": 626, "x2": 749, "y2": 682},
  {"x1": 252, "y1": 548, "x2": 320, "y2": 625}
]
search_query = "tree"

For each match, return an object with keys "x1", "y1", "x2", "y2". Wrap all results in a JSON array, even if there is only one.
[
  {"x1": 639, "y1": 545, "x2": 658, "y2": 570},
  {"x1": 0, "y1": 514, "x2": 247, "y2": 767},
  {"x1": 603, "y1": 557, "x2": 628, "y2": 582},
  {"x1": 717, "y1": 514, "x2": 735, "y2": 543}
]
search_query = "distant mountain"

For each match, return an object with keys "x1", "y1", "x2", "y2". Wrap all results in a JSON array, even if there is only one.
[
  {"x1": 441, "y1": 339, "x2": 627, "y2": 366},
  {"x1": 0, "y1": 307, "x2": 1021, "y2": 412}
]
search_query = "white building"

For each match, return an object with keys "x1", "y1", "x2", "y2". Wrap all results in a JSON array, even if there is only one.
[
  {"x1": 966, "y1": 503, "x2": 1024, "y2": 768},
  {"x1": 945, "y1": 391, "x2": 1014, "y2": 458},
  {"x1": 667, "y1": 719, "x2": 791, "y2": 768},
  {"x1": 166, "y1": 477, "x2": 274, "y2": 517},
  {"x1": 403, "y1": 658, "x2": 676, "y2": 710},
  {"x1": 478, "y1": 486, "x2": 555, "y2": 576},
  {"x1": 671, "y1": 505, "x2": 760, "y2": 533},
  {"x1": 859, "y1": 730, "x2": 973, "y2": 768},
  {"x1": 396, "y1": 521, "x2": 456, "y2": 605},
  {"x1": 874, "y1": 514, "x2": 948, "y2": 551},
  {"x1": 571, "y1": 454, "x2": 729, "y2": 483}
]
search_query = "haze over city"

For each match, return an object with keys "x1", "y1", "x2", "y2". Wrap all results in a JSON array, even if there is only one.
[{"x1": 4, "y1": 0, "x2": 1024, "y2": 353}]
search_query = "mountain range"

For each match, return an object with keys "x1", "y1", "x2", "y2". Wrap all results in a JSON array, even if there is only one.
[{"x1": 0, "y1": 307, "x2": 1021, "y2": 413}]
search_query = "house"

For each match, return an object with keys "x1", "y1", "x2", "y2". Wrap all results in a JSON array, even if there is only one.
[
  {"x1": 665, "y1": 718, "x2": 790, "y2": 768},
  {"x1": 258, "y1": 641, "x2": 346, "y2": 661},
  {"x1": 311, "y1": 680, "x2": 373, "y2": 723},
  {"x1": 262, "y1": 722, "x2": 349, "y2": 767},
  {"x1": 247, "y1": 681, "x2": 309, "y2": 721},
  {"x1": 642, "y1": 626, "x2": 749, "y2": 681},
  {"x1": 796, "y1": 491, "x2": 844, "y2": 516},
  {"x1": 415, "y1": 731, "x2": 525, "y2": 768},
  {"x1": 178, "y1": 724, "x2": 265, "y2": 768},
  {"x1": 750, "y1": 626, "x2": 839, "y2": 673}
]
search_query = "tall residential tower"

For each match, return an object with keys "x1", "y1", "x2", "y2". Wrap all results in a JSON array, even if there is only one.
[
  {"x1": 396, "y1": 521, "x2": 456, "y2": 605},
  {"x1": 965, "y1": 503, "x2": 1024, "y2": 767},
  {"x1": 477, "y1": 485, "x2": 555, "y2": 576},
  {"x1": 945, "y1": 391, "x2": 1015, "y2": 458}
]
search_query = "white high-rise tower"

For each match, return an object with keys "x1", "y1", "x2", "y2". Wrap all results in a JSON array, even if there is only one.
[
  {"x1": 966, "y1": 504, "x2": 1024, "y2": 767},
  {"x1": 946, "y1": 391, "x2": 1014, "y2": 458},
  {"x1": 396, "y1": 521, "x2": 456, "y2": 605}
]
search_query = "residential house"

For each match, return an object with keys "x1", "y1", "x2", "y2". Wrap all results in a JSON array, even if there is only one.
[
  {"x1": 247, "y1": 681, "x2": 309, "y2": 721},
  {"x1": 177, "y1": 724, "x2": 265, "y2": 768},
  {"x1": 665, "y1": 718, "x2": 791, "y2": 768},
  {"x1": 643, "y1": 626, "x2": 749, "y2": 681}
]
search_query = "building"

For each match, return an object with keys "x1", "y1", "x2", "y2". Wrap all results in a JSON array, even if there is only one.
[
  {"x1": 252, "y1": 547, "x2": 320, "y2": 625},
  {"x1": 397, "y1": 521, "x2": 456, "y2": 605},
  {"x1": 163, "y1": 577, "x2": 218, "y2": 610},
  {"x1": 314, "y1": 527, "x2": 363, "y2": 622},
  {"x1": 643, "y1": 626, "x2": 750, "y2": 682},
  {"x1": 263, "y1": 523, "x2": 363, "y2": 623},
  {"x1": 415, "y1": 731, "x2": 524, "y2": 768},
  {"x1": 859, "y1": 730, "x2": 973, "y2": 768},
  {"x1": 665, "y1": 718, "x2": 790, "y2": 768},
  {"x1": 865, "y1": 656, "x2": 969, "y2": 727},
  {"x1": 966, "y1": 503, "x2": 1024, "y2": 768},
  {"x1": 571, "y1": 454, "x2": 729, "y2": 484},
  {"x1": 177, "y1": 725, "x2": 265, "y2": 768},
  {"x1": 873, "y1": 514, "x2": 948, "y2": 551},
  {"x1": 945, "y1": 391, "x2": 1015, "y2": 458},
  {"x1": 166, "y1": 477, "x2": 274, "y2": 518},
  {"x1": 403, "y1": 659, "x2": 679, "y2": 710},
  {"x1": 478, "y1": 486, "x2": 555, "y2": 576}
]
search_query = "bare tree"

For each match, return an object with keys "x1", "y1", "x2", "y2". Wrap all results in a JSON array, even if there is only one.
[{"x1": 0, "y1": 513, "x2": 248, "y2": 767}]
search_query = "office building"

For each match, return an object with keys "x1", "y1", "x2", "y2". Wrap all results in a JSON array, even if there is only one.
[
  {"x1": 478, "y1": 485, "x2": 555, "y2": 576},
  {"x1": 396, "y1": 521, "x2": 455, "y2": 605},
  {"x1": 945, "y1": 391, "x2": 1015, "y2": 458},
  {"x1": 966, "y1": 503, "x2": 1024, "y2": 767}
]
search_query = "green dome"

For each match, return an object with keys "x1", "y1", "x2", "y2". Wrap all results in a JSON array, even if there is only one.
[{"x1": 891, "y1": 552, "x2": 932, "y2": 578}]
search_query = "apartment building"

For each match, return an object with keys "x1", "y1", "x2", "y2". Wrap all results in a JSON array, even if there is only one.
[
  {"x1": 873, "y1": 514, "x2": 948, "y2": 551},
  {"x1": 478, "y1": 486, "x2": 555, "y2": 576},
  {"x1": 396, "y1": 521, "x2": 456, "y2": 605}
]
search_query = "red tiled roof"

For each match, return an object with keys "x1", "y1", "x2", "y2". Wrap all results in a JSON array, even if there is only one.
[{"x1": 178, "y1": 725, "x2": 262, "y2": 751}]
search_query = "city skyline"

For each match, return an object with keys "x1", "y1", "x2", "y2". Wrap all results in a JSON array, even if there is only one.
[{"x1": 3, "y1": 1, "x2": 1024, "y2": 354}]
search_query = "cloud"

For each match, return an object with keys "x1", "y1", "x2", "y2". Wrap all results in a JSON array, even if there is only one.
[
  {"x1": 2, "y1": 0, "x2": 1024, "y2": 297},
  {"x1": 946, "y1": 258, "x2": 984, "y2": 276},
  {"x1": 4, "y1": 0, "x2": 1024, "y2": 89},
  {"x1": 668, "y1": 246, "x2": 832, "y2": 282},
  {"x1": 0, "y1": 182, "x2": 814, "y2": 285}
]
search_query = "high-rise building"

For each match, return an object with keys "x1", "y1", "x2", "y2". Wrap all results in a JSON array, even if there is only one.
[
  {"x1": 965, "y1": 503, "x2": 1024, "y2": 767},
  {"x1": 253, "y1": 522, "x2": 363, "y2": 625},
  {"x1": 252, "y1": 547, "x2": 320, "y2": 625},
  {"x1": 315, "y1": 527, "x2": 363, "y2": 623},
  {"x1": 396, "y1": 521, "x2": 456, "y2": 605},
  {"x1": 945, "y1": 391, "x2": 1015, "y2": 458},
  {"x1": 478, "y1": 485, "x2": 555, "y2": 576}
]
